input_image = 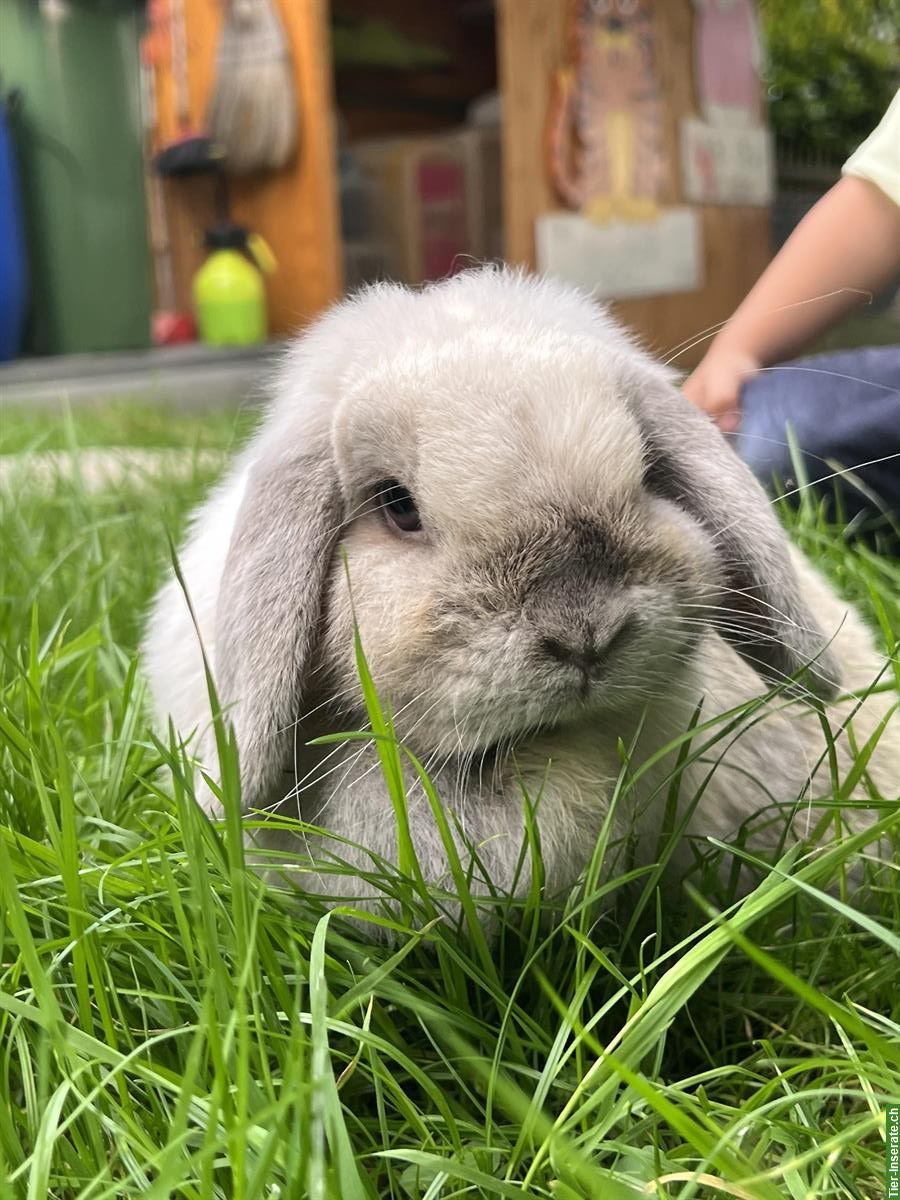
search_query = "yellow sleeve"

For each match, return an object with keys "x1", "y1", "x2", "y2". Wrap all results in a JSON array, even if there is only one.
[{"x1": 842, "y1": 89, "x2": 900, "y2": 207}]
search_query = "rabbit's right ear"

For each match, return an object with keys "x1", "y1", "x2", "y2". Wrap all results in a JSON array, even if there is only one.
[
  {"x1": 634, "y1": 376, "x2": 841, "y2": 699},
  {"x1": 214, "y1": 449, "x2": 342, "y2": 810}
]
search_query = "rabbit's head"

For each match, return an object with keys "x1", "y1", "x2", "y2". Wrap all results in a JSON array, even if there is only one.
[{"x1": 216, "y1": 269, "x2": 840, "y2": 808}]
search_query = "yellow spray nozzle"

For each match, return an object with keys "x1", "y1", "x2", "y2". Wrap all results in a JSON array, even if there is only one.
[{"x1": 247, "y1": 233, "x2": 277, "y2": 274}]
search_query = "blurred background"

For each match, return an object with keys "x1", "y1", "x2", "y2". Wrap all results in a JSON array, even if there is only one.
[{"x1": 0, "y1": 0, "x2": 897, "y2": 407}]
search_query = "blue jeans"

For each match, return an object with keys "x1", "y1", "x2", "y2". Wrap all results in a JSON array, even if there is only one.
[{"x1": 732, "y1": 346, "x2": 900, "y2": 524}]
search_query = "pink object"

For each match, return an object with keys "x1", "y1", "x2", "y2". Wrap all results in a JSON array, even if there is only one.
[
  {"x1": 695, "y1": 0, "x2": 761, "y2": 120},
  {"x1": 153, "y1": 311, "x2": 196, "y2": 345},
  {"x1": 417, "y1": 159, "x2": 468, "y2": 280}
]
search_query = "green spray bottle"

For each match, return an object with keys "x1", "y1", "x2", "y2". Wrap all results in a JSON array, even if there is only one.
[{"x1": 193, "y1": 223, "x2": 277, "y2": 346}]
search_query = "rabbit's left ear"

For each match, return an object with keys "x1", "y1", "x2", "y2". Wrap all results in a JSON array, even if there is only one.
[
  {"x1": 635, "y1": 378, "x2": 841, "y2": 699},
  {"x1": 214, "y1": 450, "x2": 342, "y2": 809}
]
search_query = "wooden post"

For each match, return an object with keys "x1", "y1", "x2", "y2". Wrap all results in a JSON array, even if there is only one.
[
  {"x1": 496, "y1": 0, "x2": 772, "y2": 367},
  {"x1": 150, "y1": 0, "x2": 341, "y2": 336}
]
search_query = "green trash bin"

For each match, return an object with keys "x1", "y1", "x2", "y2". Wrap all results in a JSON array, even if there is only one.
[{"x1": 0, "y1": 0, "x2": 152, "y2": 354}]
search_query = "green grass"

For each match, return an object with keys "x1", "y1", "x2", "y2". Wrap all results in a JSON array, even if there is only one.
[
  {"x1": 0, "y1": 403, "x2": 898, "y2": 1199},
  {"x1": 0, "y1": 400, "x2": 262, "y2": 456}
]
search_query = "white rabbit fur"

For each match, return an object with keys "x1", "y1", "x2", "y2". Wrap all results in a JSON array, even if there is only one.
[{"x1": 144, "y1": 268, "x2": 897, "y2": 907}]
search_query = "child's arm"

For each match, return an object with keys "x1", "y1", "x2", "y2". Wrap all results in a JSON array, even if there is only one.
[{"x1": 683, "y1": 175, "x2": 900, "y2": 430}]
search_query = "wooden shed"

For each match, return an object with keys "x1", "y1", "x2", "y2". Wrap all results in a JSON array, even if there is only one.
[{"x1": 149, "y1": 0, "x2": 774, "y2": 365}]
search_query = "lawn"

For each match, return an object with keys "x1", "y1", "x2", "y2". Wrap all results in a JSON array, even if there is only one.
[{"x1": 0, "y1": 401, "x2": 898, "y2": 1199}]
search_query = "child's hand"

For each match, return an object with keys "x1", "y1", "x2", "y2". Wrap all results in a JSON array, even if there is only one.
[{"x1": 682, "y1": 346, "x2": 761, "y2": 433}]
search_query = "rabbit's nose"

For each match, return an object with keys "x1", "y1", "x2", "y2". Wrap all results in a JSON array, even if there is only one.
[
  {"x1": 540, "y1": 631, "x2": 608, "y2": 681},
  {"x1": 539, "y1": 616, "x2": 636, "y2": 682}
]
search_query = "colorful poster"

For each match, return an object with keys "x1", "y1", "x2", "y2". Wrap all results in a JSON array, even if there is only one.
[
  {"x1": 546, "y1": 0, "x2": 666, "y2": 224},
  {"x1": 694, "y1": 0, "x2": 762, "y2": 125},
  {"x1": 681, "y1": 115, "x2": 774, "y2": 205},
  {"x1": 681, "y1": 0, "x2": 774, "y2": 205}
]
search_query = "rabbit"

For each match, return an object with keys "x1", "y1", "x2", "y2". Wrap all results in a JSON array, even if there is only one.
[{"x1": 143, "y1": 267, "x2": 898, "y2": 911}]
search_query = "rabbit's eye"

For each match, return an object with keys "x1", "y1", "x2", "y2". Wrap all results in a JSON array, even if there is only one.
[{"x1": 377, "y1": 479, "x2": 422, "y2": 534}]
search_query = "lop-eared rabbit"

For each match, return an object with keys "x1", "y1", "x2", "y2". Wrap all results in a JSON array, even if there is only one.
[{"x1": 145, "y1": 269, "x2": 897, "y2": 908}]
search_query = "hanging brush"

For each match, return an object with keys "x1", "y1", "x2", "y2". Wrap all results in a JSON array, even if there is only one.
[{"x1": 207, "y1": 0, "x2": 298, "y2": 175}]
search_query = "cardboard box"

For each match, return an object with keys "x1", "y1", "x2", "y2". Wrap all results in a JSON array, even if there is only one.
[{"x1": 352, "y1": 126, "x2": 502, "y2": 285}]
